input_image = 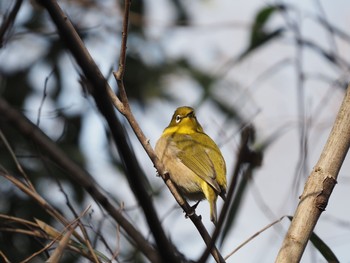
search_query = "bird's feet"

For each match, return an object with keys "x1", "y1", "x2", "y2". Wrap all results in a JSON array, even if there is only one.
[{"x1": 185, "y1": 201, "x2": 201, "y2": 219}]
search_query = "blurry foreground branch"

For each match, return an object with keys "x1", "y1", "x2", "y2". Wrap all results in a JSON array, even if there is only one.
[
  {"x1": 0, "y1": 97, "x2": 161, "y2": 263},
  {"x1": 0, "y1": 0, "x2": 23, "y2": 48},
  {"x1": 275, "y1": 85, "x2": 350, "y2": 262}
]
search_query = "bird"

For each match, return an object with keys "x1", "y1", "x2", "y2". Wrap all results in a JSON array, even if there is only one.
[{"x1": 155, "y1": 106, "x2": 226, "y2": 224}]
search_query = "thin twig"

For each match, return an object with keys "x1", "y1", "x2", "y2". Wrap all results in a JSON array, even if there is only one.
[
  {"x1": 0, "y1": 227, "x2": 44, "y2": 239},
  {"x1": 37, "y1": 69, "x2": 55, "y2": 126},
  {"x1": 225, "y1": 216, "x2": 287, "y2": 260},
  {"x1": 77, "y1": 206, "x2": 101, "y2": 263},
  {"x1": 115, "y1": 0, "x2": 130, "y2": 81},
  {"x1": 0, "y1": 214, "x2": 38, "y2": 228},
  {"x1": 89, "y1": 209, "x2": 115, "y2": 257},
  {"x1": 112, "y1": 0, "x2": 132, "y2": 113},
  {"x1": 0, "y1": 129, "x2": 35, "y2": 191}
]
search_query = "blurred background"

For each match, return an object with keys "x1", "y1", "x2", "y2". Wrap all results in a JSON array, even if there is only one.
[{"x1": 1, "y1": 0, "x2": 350, "y2": 262}]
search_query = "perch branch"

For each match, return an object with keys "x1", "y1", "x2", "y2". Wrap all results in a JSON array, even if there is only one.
[
  {"x1": 110, "y1": 1, "x2": 225, "y2": 262},
  {"x1": 35, "y1": 0, "x2": 178, "y2": 262}
]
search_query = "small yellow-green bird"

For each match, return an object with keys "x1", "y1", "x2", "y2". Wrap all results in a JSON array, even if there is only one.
[{"x1": 155, "y1": 106, "x2": 227, "y2": 224}]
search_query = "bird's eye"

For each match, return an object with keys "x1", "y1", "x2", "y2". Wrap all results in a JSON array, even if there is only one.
[{"x1": 175, "y1": 115, "x2": 181, "y2": 123}]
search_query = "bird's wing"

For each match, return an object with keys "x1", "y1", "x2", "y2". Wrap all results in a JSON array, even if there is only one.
[{"x1": 175, "y1": 134, "x2": 223, "y2": 193}]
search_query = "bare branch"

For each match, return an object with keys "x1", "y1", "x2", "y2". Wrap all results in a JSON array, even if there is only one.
[
  {"x1": 275, "y1": 85, "x2": 350, "y2": 262},
  {"x1": 109, "y1": 1, "x2": 227, "y2": 262},
  {"x1": 114, "y1": 0, "x2": 130, "y2": 82},
  {"x1": 34, "y1": 0, "x2": 179, "y2": 261},
  {"x1": 225, "y1": 216, "x2": 287, "y2": 260}
]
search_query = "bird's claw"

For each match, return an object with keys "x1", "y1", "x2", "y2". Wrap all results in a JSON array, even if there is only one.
[{"x1": 185, "y1": 201, "x2": 201, "y2": 218}]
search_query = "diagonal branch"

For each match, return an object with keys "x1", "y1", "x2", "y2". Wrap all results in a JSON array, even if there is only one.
[
  {"x1": 34, "y1": 0, "x2": 225, "y2": 261},
  {"x1": 0, "y1": 97, "x2": 161, "y2": 263},
  {"x1": 35, "y1": 0, "x2": 179, "y2": 262},
  {"x1": 275, "y1": 85, "x2": 350, "y2": 262},
  {"x1": 109, "y1": 1, "x2": 226, "y2": 262},
  {"x1": 113, "y1": 0, "x2": 130, "y2": 109}
]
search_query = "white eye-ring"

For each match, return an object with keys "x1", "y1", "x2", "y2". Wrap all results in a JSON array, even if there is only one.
[{"x1": 175, "y1": 115, "x2": 181, "y2": 123}]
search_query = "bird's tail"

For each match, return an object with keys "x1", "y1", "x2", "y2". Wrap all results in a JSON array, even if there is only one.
[{"x1": 210, "y1": 199, "x2": 218, "y2": 225}]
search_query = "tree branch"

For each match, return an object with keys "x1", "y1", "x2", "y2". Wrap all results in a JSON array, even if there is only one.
[
  {"x1": 0, "y1": 97, "x2": 161, "y2": 263},
  {"x1": 113, "y1": 0, "x2": 130, "y2": 109},
  {"x1": 34, "y1": 0, "x2": 180, "y2": 262},
  {"x1": 275, "y1": 85, "x2": 350, "y2": 262},
  {"x1": 34, "y1": 0, "x2": 225, "y2": 261},
  {"x1": 109, "y1": 1, "x2": 226, "y2": 262}
]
